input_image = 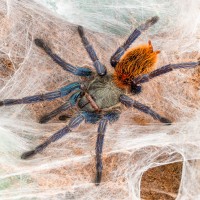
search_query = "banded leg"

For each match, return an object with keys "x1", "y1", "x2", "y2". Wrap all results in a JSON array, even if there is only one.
[
  {"x1": 0, "y1": 82, "x2": 81, "y2": 106},
  {"x1": 21, "y1": 111, "x2": 101, "y2": 159},
  {"x1": 132, "y1": 61, "x2": 200, "y2": 85},
  {"x1": 78, "y1": 26, "x2": 107, "y2": 76},
  {"x1": 95, "y1": 111, "x2": 120, "y2": 185},
  {"x1": 39, "y1": 91, "x2": 82, "y2": 124},
  {"x1": 34, "y1": 39, "x2": 92, "y2": 77},
  {"x1": 110, "y1": 16, "x2": 159, "y2": 67},
  {"x1": 120, "y1": 94, "x2": 171, "y2": 124}
]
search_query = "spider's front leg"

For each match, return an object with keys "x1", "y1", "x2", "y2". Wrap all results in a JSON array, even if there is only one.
[
  {"x1": 95, "y1": 111, "x2": 120, "y2": 185},
  {"x1": 34, "y1": 39, "x2": 92, "y2": 77},
  {"x1": 39, "y1": 101, "x2": 72, "y2": 124},
  {"x1": 0, "y1": 82, "x2": 81, "y2": 107},
  {"x1": 39, "y1": 91, "x2": 81, "y2": 124},
  {"x1": 21, "y1": 111, "x2": 101, "y2": 159}
]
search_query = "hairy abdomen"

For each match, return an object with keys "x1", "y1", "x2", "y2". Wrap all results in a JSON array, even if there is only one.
[{"x1": 114, "y1": 41, "x2": 160, "y2": 89}]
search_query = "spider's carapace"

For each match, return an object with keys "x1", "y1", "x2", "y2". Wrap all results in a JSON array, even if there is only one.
[{"x1": 113, "y1": 40, "x2": 160, "y2": 89}]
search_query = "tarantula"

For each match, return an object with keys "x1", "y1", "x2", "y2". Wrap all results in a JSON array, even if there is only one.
[{"x1": 1, "y1": 16, "x2": 199, "y2": 185}]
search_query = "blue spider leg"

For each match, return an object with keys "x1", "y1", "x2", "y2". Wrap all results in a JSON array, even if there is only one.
[
  {"x1": 78, "y1": 26, "x2": 107, "y2": 76},
  {"x1": 132, "y1": 61, "x2": 200, "y2": 85},
  {"x1": 110, "y1": 16, "x2": 159, "y2": 68},
  {"x1": 120, "y1": 94, "x2": 171, "y2": 124},
  {"x1": 0, "y1": 82, "x2": 82, "y2": 106},
  {"x1": 34, "y1": 39, "x2": 92, "y2": 77},
  {"x1": 95, "y1": 111, "x2": 120, "y2": 185},
  {"x1": 21, "y1": 111, "x2": 101, "y2": 159},
  {"x1": 21, "y1": 112, "x2": 86, "y2": 159},
  {"x1": 39, "y1": 91, "x2": 82, "y2": 124}
]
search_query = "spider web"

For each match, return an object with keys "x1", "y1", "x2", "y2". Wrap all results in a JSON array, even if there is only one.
[{"x1": 0, "y1": 0, "x2": 200, "y2": 199}]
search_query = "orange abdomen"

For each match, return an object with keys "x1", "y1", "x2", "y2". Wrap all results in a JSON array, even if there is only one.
[{"x1": 113, "y1": 41, "x2": 160, "y2": 89}]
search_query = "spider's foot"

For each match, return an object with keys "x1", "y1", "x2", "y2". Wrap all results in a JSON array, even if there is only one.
[
  {"x1": 39, "y1": 116, "x2": 50, "y2": 124},
  {"x1": 95, "y1": 171, "x2": 102, "y2": 186},
  {"x1": 149, "y1": 16, "x2": 159, "y2": 25},
  {"x1": 21, "y1": 150, "x2": 35, "y2": 159},
  {"x1": 34, "y1": 38, "x2": 45, "y2": 48},
  {"x1": 140, "y1": 16, "x2": 159, "y2": 31},
  {"x1": 77, "y1": 26, "x2": 84, "y2": 36},
  {"x1": 39, "y1": 118, "x2": 47, "y2": 124},
  {"x1": 0, "y1": 101, "x2": 3, "y2": 107},
  {"x1": 160, "y1": 117, "x2": 172, "y2": 125}
]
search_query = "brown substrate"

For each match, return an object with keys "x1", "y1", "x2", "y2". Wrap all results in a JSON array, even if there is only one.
[{"x1": 141, "y1": 162, "x2": 182, "y2": 200}]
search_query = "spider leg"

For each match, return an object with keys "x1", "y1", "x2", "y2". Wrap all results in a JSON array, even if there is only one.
[
  {"x1": 39, "y1": 102, "x2": 71, "y2": 124},
  {"x1": 95, "y1": 111, "x2": 120, "y2": 185},
  {"x1": 110, "y1": 16, "x2": 159, "y2": 67},
  {"x1": 0, "y1": 82, "x2": 82, "y2": 106},
  {"x1": 132, "y1": 61, "x2": 200, "y2": 85},
  {"x1": 21, "y1": 113, "x2": 84, "y2": 159},
  {"x1": 78, "y1": 26, "x2": 107, "y2": 76},
  {"x1": 21, "y1": 111, "x2": 100, "y2": 159},
  {"x1": 34, "y1": 39, "x2": 92, "y2": 77},
  {"x1": 39, "y1": 91, "x2": 81, "y2": 124},
  {"x1": 120, "y1": 94, "x2": 171, "y2": 124}
]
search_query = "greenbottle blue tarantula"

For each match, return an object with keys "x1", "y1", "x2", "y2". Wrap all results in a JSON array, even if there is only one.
[{"x1": 1, "y1": 16, "x2": 199, "y2": 185}]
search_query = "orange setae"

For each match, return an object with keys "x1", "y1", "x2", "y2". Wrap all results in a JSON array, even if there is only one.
[{"x1": 113, "y1": 41, "x2": 160, "y2": 89}]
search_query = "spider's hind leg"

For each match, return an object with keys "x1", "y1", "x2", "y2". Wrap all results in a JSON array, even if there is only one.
[
  {"x1": 120, "y1": 94, "x2": 171, "y2": 125},
  {"x1": 110, "y1": 16, "x2": 159, "y2": 67},
  {"x1": 95, "y1": 111, "x2": 120, "y2": 185},
  {"x1": 78, "y1": 26, "x2": 107, "y2": 76},
  {"x1": 132, "y1": 61, "x2": 200, "y2": 85}
]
